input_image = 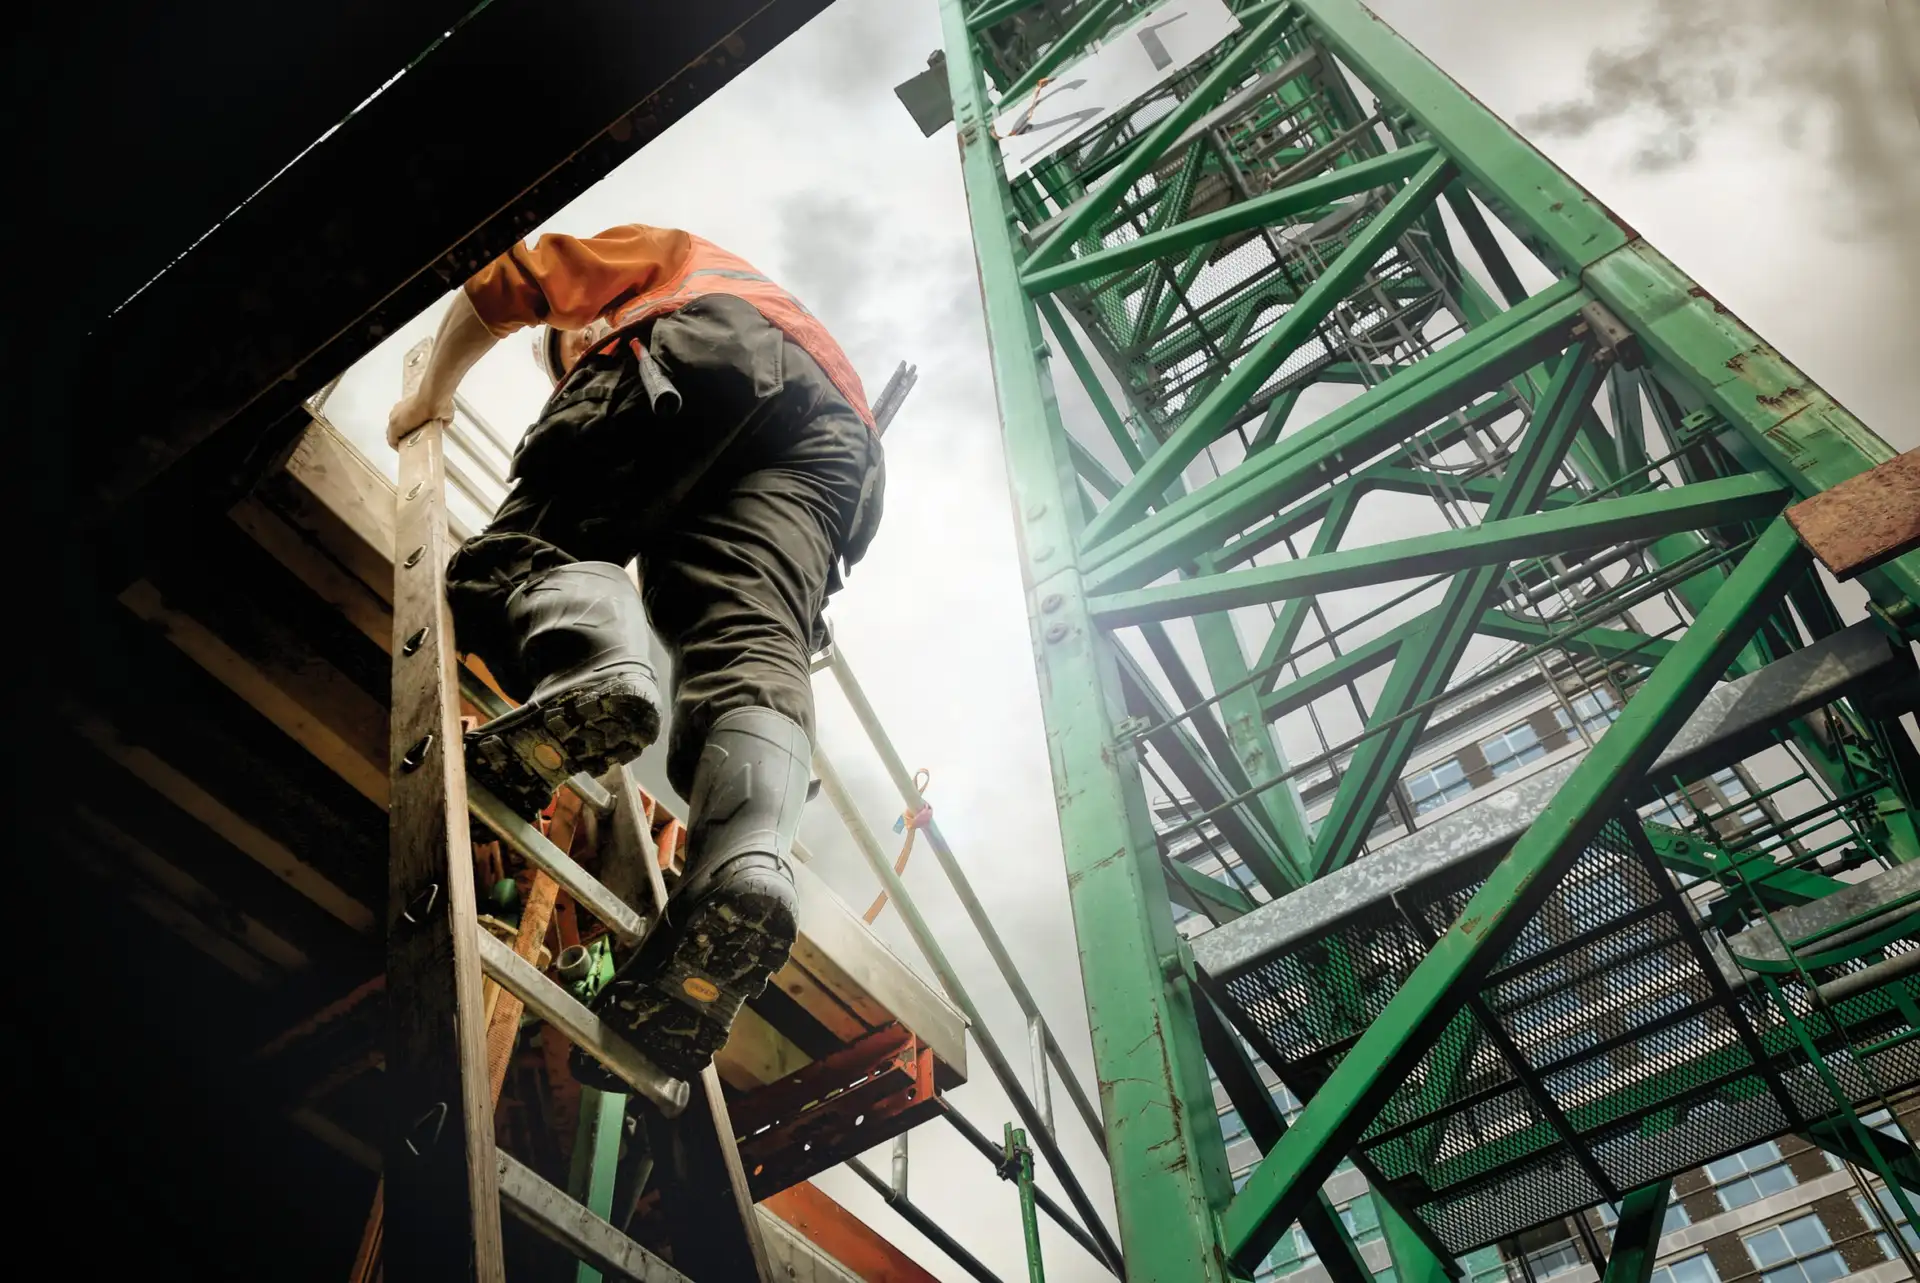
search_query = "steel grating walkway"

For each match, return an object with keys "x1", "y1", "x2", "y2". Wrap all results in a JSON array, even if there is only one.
[{"x1": 1194, "y1": 781, "x2": 1920, "y2": 1255}]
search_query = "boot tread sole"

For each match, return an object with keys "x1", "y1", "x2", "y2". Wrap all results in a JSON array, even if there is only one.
[
  {"x1": 466, "y1": 675, "x2": 661, "y2": 820},
  {"x1": 577, "y1": 872, "x2": 797, "y2": 1083}
]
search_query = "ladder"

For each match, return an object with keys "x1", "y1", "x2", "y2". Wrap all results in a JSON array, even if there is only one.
[{"x1": 378, "y1": 340, "x2": 776, "y2": 1281}]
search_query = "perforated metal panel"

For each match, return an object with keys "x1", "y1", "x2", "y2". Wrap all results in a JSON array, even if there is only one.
[{"x1": 1211, "y1": 816, "x2": 1920, "y2": 1254}]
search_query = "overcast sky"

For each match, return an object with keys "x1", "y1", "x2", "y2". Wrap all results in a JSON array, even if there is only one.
[{"x1": 321, "y1": 2, "x2": 1920, "y2": 1278}]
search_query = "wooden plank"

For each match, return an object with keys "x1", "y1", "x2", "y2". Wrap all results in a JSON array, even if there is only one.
[
  {"x1": 231, "y1": 496, "x2": 394, "y2": 653},
  {"x1": 73, "y1": 808, "x2": 310, "y2": 973},
  {"x1": 119, "y1": 577, "x2": 390, "y2": 805},
  {"x1": 66, "y1": 824, "x2": 278, "y2": 987},
  {"x1": 1787, "y1": 447, "x2": 1920, "y2": 578},
  {"x1": 761, "y1": 1182, "x2": 944, "y2": 1283},
  {"x1": 788, "y1": 862, "x2": 968, "y2": 1087},
  {"x1": 716, "y1": 1007, "x2": 816, "y2": 1090},
  {"x1": 71, "y1": 710, "x2": 375, "y2": 933},
  {"x1": 487, "y1": 873, "x2": 560, "y2": 1106},
  {"x1": 268, "y1": 417, "x2": 398, "y2": 599},
  {"x1": 382, "y1": 346, "x2": 504, "y2": 1281},
  {"x1": 769, "y1": 959, "x2": 875, "y2": 1043}
]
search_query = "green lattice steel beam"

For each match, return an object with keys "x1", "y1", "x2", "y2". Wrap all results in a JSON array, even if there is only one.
[
  {"x1": 1221, "y1": 519, "x2": 1806, "y2": 1270},
  {"x1": 942, "y1": 6, "x2": 1238, "y2": 1277},
  {"x1": 1081, "y1": 280, "x2": 1589, "y2": 588},
  {"x1": 1291, "y1": 0, "x2": 1920, "y2": 616},
  {"x1": 1307, "y1": 345, "x2": 1605, "y2": 876},
  {"x1": 1476, "y1": 614, "x2": 1674, "y2": 668},
  {"x1": 952, "y1": 0, "x2": 1920, "y2": 1270},
  {"x1": 1026, "y1": 5, "x2": 1298, "y2": 273},
  {"x1": 1805, "y1": 1117, "x2": 1920, "y2": 1193},
  {"x1": 1081, "y1": 152, "x2": 1455, "y2": 545},
  {"x1": 1088, "y1": 472, "x2": 1787, "y2": 624},
  {"x1": 1640, "y1": 822, "x2": 1843, "y2": 908},
  {"x1": 1022, "y1": 142, "x2": 1438, "y2": 295}
]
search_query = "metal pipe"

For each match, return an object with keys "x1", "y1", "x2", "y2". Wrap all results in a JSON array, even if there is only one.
[
  {"x1": 815, "y1": 749, "x2": 1124, "y2": 1273},
  {"x1": 1816, "y1": 945, "x2": 1920, "y2": 1005},
  {"x1": 848, "y1": 1159, "x2": 1006, "y2": 1283},
  {"x1": 1499, "y1": 540, "x2": 1649, "y2": 611},
  {"x1": 1006, "y1": 1125, "x2": 1047, "y2": 1283},
  {"x1": 825, "y1": 644, "x2": 1108, "y2": 1156},
  {"x1": 1027, "y1": 1014, "x2": 1055, "y2": 1139},
  {"x1": 890, "y1": 1133, "x2": 910, "y2": 1197},
  {"x1": 938, "y1": 1101, "x2": 1116, "y2": 1273}
]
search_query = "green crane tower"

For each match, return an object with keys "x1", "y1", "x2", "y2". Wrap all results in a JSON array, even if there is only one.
[{"x1": 930, "y1": 1, "x2": 1920, "y2": 1280}]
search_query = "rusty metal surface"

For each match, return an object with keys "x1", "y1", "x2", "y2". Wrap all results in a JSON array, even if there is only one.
[
  {"x1": 732, "y1": 1023, "x2": 940, "y2": 1200},
  {"x1": 1787, "y1": 448, "x2": 1920, "y2": 578}
]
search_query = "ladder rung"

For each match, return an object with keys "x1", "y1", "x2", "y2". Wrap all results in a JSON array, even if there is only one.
[
  {"x1": 476, "y1": 930, "x2": 689, "y2": 1115},
  {"x1": 497, "y1": 1150, "x2": 691, "y2": 1283},
  {"x1": 468, "y1": 781, "x2": 648, "y2": 946}
]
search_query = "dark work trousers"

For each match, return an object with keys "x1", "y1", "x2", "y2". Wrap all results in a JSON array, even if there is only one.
[{"x1": 447, "y1": 294, "x2": 885, "y2": 797}]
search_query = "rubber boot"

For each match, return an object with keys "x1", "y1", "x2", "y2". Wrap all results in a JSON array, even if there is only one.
[
  {"x1": 466, "y1": 561, "x2": 664, "y2": 819},
  {"x1": 576, "y1": 707, "x2": 808, "y2": 1084}
]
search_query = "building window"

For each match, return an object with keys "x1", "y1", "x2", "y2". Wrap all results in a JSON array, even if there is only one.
[
  {"x1": 1649, "y1": 1255, "x2": 1720, "y2": 1283},
  {"x1": 1522, "y1": 1240, "x2": 1583, "y2": 1278},
  {"x1": 1407, "y1": 758, "x2": 1471, "y2": 814},
  {"x1": 1598, "y1": 1193, "x2": 1691, "y2": 1237},
  {"x1": 1860, "y1": 1108, "x2": 1908, "y2": 1139},
  {"x1": 1743, "y1": 1214, "x2": 1847, "y2": 1283},
  {"x1": 1705, "y1": 1141, "x2": 1802, "y2": 1210},
  {"x1": 1557, "y1": 688, "x2": 1620, "y2": 736},
  {"x1": 1253, "y1": 1225, "x2": 1317, "y2": 1280},
  {"x1": 1336, "y1": 1197, "x2": 1384, "y2": 1246},
  {"x1": 1463, "y1": 1258, "x2": 1512, "y2": 1283},
  {"x1": 1479, "y1": 723, "x2": 1547, "y2": 778},
  {"x1": 1856, "y1": 1189, "x2": 1920, "y2": 1259}
]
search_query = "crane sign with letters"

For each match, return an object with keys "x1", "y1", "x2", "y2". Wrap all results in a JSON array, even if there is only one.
[{"x1": 994, "y1": 0, "x2": 1242, "y2": 178}]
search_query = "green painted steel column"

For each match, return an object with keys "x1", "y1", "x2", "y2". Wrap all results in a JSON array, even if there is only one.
[
  {"x1": 1376, "y1": 1197, "x2": 1451, "y2": 1283},
  {"x1": 1222, "y1": 519, "x2": 1809, "y2": 1269},
  {"x1": 1601, "y1": 1181, "x2": 1672, "y2": 1283},
  {"x1": 1006, "y1": 1124, "x2": 1048, "y2": 1283},
  {"x1": 568, "y1": 1088, "x2": 626, "y2": 1283},
  {"x1": 940, "y1": 3, "x2": 1238, "y2": 1277}
]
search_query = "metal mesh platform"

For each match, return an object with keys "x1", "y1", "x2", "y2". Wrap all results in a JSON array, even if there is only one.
[{"x1": 1197, "y1": 811, "x2": 1920, "y2": 1255}]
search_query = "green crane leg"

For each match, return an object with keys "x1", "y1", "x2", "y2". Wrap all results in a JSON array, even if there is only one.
[{"x1": 941, "y1": 5, "x2": 1240, "y2": 1276}]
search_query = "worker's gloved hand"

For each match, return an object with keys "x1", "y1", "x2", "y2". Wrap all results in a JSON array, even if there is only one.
[{"x1": 387, "y1": 391, "x2": 454, "y2": 448}]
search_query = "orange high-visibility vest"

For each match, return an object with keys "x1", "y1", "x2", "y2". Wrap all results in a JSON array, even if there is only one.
[{"x1": 606, "y1": 236, "x2": 874, "y2": 429}]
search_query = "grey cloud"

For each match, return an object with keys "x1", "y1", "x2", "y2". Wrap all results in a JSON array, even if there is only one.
[
  {"x1": 777, "y1": 189, "x2": 885, "y2": 326},
  {"x1": 1519, "y1": 2, "x2": 1920, "y2": 244}
]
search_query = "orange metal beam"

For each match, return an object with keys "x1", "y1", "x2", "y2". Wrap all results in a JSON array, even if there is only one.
[{"x1": 762, "y1": 1181, "x2": 944, "y2": 1283}]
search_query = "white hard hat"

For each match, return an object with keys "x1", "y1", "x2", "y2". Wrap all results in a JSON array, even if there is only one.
[{"x1": 533, "y1": 326, "x2": 565, "y2": 384}]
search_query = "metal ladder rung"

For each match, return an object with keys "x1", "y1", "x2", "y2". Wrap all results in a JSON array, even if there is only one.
[
  {"x1": 498, "y1": 1151, "x2": 691, "y2": 1283},
  {"x1": 468, "y1": 780, "x2": 648, "y2": 946},
  {"x1": 475, "y1": 930, "x2": 688, "y2": 1115}
]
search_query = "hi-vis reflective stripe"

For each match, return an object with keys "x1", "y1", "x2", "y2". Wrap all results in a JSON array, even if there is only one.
[{"x1": 685, "y1": 268, "x2": 816, "y2": 317}]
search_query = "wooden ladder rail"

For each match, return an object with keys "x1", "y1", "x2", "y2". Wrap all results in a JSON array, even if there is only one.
[{"x1": 378, "y1": 337, "x2": 773, "y2": 1282}]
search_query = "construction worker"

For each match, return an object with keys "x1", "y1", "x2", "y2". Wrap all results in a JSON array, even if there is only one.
[{"x1": 387, "y1": 225, "x2": 885, "y2": 1079}]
